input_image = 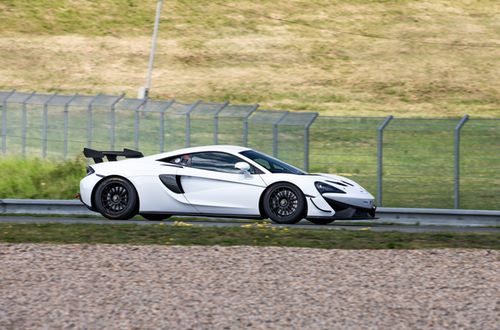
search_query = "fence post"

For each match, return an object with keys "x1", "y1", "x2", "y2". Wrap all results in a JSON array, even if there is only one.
[
  {"x1": 110, "y1": 93, "x2": 125, "y2": 150},
  {"x1": 1, "y1": 90, "x2": 16, "y2": 155},
  {"x1": 213, "y1": 101, "x2": 229, "y2": 144},
  {"x1": 63, "y1": 94, "x2": 78, "y2": 159},
  {"x1": 159, "y1": 112, "x2": 164, "y2": 153},
  {"x1": 243, "y1": 104, "x2": 259, "y2": 147},
  {"x1": 133, "y1": 98, "x2": 148, "y2": 151},
  {"x1": 159, "y1": 99, "x2": 175, "y2": 152},
  {"x1": 21, "y1": 92, "x2": 36, "y2": 157},
  {"x1": 42, "y1": 93, "x2": 57, "y2": 158},
  {"x1": 273, "y1": 111, "x2": 289, "y2": 158},
  {"x1": 304, "y1": 113, "x2": 318, "y2": 172},
  {"x1": 134, "y1": 110, "x2": 139, "y2": 150},
  {"x1": 454, "y1": 114, "x2": 469, "y2": 209},
  {"x1": 135, "y1": 99, "x2": 149, "y2": 151},
  {"x1": 185, "y1": 100, "x2": 201, "y2": 148},
  {"x1": 376, "y1": 115, "x2": 393, "y2": 207},
  {"x1": 87, "y1": 93, "x2": 101, "y2": 149}
]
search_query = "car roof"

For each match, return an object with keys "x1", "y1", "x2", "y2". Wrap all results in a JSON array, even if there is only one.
[{"x1": 145, "y1": 145, "x2": 252, "y2": 159}]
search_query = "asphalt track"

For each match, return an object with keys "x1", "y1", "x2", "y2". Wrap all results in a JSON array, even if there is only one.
[{"x1": 1, "y1": 216, "x2": 499, "y2": 233}]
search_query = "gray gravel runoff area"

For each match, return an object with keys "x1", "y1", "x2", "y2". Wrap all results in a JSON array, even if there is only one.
[{"x1": 0, "y1": 244, "x2": 499, "y2": 329}]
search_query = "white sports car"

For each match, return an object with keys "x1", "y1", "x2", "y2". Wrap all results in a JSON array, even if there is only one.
[{"x1": 80, "y1": 145, "x2": 376, "y2": 224}]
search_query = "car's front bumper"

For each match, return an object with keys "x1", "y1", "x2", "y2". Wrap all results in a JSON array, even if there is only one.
[
  {"x1": 325, "y1": 198, "x2": 376, "y2": 219},
  {"x1": 308, "y1": 193, "x2": 376, "y2": 220}
]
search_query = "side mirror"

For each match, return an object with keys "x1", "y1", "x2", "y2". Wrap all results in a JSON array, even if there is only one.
[{"x1": 235, "y1": 162, "x2": 251, "y2": 173}]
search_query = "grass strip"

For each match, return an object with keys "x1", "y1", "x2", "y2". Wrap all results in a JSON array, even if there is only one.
[{"x1": 0, "y1": 223, "x2": 498, "y2": 249}]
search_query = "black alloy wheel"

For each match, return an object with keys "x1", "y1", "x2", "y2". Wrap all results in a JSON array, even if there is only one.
[
  {"x1": 94, "y1": 177, "x2": 138, "y2": 220},
  {"x1": 263, "y1": 183, "x2": 306, "y2": 224}
]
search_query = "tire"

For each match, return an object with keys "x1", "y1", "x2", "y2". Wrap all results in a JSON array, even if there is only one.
[
  {"x1": 263, "y1": 183, "x2": 306, "y2": 224},
  {"x1": 308, "y1": 218, "x2": 335, "y2": 225},
  {"x1": 141, "y1": 214, "x2": 171, "y2": 221},
  {"x1": 94, "y1": 177, "x2": 138, "y2": 220}
]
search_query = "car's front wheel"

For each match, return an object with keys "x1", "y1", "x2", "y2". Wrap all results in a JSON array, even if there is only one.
[
  {"x1": 263, "y1": 183, "x2": 306, "y2": 224},
  {"x1": 94, "y1": 177, "x2": 138, "y2": 220}
]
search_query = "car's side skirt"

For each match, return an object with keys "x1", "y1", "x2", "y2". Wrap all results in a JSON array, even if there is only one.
[{"x1": 142, "y1": 211, "x2": 264, "y2": 220}]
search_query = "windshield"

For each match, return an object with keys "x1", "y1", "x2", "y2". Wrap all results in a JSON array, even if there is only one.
[{"x1": 240, "y1": 150, "x2": 307, "y2": 175}]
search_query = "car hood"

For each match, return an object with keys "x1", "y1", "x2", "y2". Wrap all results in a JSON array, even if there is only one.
[
  {"x1": 312, "y1": 173, "x2": 373, "y2": 196},
  {"x1": 314, "y1": 173, "x2": 359, "y2": 186}
]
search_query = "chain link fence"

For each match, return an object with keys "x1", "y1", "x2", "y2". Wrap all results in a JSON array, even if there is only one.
[{"x1": 1, "y1": 90, "x2": 498, "y2": 210}]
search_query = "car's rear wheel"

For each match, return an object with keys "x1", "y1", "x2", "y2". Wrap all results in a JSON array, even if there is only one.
[
  {"x1": 94, "y1": 177, "x2": 138, "y2": 220},
  {"x1": 308, "y1": 218, "x2": 335, "y2": 225},
  {"x1": 263, "y1": 183, "x2": 306, "y2": 224},
  {"x1": 141, "y1": 214, "x2": 171, "y2": 221}
]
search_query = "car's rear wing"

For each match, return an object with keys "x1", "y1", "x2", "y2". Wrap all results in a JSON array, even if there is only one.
[{"x1": 83, "y1": 148, "x2": 144, "y2": 163}]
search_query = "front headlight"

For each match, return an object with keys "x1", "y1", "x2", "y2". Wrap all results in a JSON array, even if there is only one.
[
  {"x1": 86, "y1": 166, "x2": 95, "y2": 176},
  {"x1": 315, "y1": 181, "x2": 345, "y2": 194}
]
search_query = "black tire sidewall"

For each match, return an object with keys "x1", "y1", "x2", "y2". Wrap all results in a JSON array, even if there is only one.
[
  {"x1": 263, "y1": 183, "x2": 306, "y2": 224},
  {"x1": 95, "y1": 177, "x2": 138, "y2": 220}
]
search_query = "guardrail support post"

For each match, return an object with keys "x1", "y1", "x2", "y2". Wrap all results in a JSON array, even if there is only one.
[
  {"x1": 377, "y1": 115, "x2": 393, "y2": 207},
  {"x1": 303, "y1": 113, "x2": 318, "y2": 172},
  {"x1": 273, "y1": 111, "x2": 289, "y2": 158},
  {"x1": 454, "y1": 114, "x2": 469, "y2": 209},
  {"x1": 1, "y1": 90, "x2": 16, "y2": 155}
]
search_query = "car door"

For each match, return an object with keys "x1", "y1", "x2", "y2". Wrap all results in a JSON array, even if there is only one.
[
  {"x1": 177, "y1": 152, "x2": 267, "y2": 215},
  {"x1": 132, "y1": 161, "x2": 198, "y2": 213}
]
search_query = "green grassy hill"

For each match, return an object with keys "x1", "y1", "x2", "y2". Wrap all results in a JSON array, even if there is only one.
[{"x1": 0, "y1": 0, "x2": 499, "y2": 117}]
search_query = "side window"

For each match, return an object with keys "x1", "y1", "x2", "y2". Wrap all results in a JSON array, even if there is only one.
[
  {"x1": 159, "y1": 154, "x2": 192, "y2": 166},
  {"x1": 252, "y1": 157, "x2": 286, "y2": 173},
  {"x1": 159, "y1": 152, "x2": 261, "y2": 174},
  {"x1": 190, "y1": 152, "x2": 249, "y2": 174},
  {"x1": 253, "y1": 158, "x2": 271, "y2": 170}
]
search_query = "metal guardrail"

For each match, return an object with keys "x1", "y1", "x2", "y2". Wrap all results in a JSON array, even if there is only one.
[
  {"x1": 0, "y1": 199, "x2": 92, "y2": 215},
  {"x1": 1, "y1": 199, "x2": 499, "y2": 227},
  {"x1": 375, "y1": 207, "x2": 500, "y2": 227}
]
